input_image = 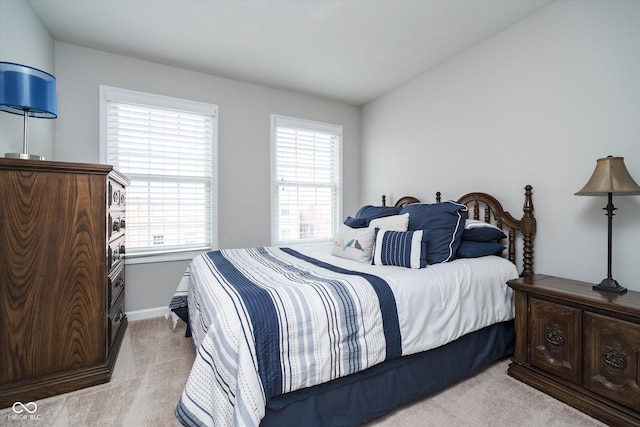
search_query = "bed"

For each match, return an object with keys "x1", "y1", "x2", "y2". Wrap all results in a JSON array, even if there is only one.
[{"x1": 170, "y1": 185, "x2": 536, "y2": 427}]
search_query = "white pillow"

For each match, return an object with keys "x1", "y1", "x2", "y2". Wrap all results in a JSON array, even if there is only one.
[
  {"x1": 368, "y1": 213, "x2": 409, "y2": 231},
  {"x1": 331, "y1": 225, "x2": 376, "y2": 263}
]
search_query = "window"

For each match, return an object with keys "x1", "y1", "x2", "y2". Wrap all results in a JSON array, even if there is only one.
[
  {"x1": 271, "y1": 115, "x2": 342, "y2": 245},
  {"x1": 100, "y1": 86, "x2": 217, "y2": 261}
]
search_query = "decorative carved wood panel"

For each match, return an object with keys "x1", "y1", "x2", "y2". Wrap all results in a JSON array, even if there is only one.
[
  {"x1": 529, "y1": 298, "x2": 582, "y2": 384},
  {"x1": 584, "y1": 312, "x2": 640, "y2": 410}
]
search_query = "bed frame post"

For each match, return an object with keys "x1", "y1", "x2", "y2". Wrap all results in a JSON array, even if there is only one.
[{"x1": 521, "y1": 185, "x2": 536, "y2": 277}]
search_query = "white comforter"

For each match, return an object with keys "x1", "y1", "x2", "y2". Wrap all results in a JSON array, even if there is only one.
[{"x1": 297, "y1": 244, "x2": 517, "y2": 354}]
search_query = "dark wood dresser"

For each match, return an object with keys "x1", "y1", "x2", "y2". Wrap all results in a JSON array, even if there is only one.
[
  {"x1": 0, "y1": 158, "x2": 129, "y2": 407},
  {"x1": 507, "y1": 274, "x2": 640, "y2": 426}
]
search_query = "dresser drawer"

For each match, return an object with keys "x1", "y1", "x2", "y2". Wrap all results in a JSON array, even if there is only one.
[
  {"x1": 108, "y1": 263, "x2": 125, "y2": 309},
  {"x1": 108, "y1": 179, "x2": 126, "y2": 210},
  {"x1": 107, "y1": 236, "x2": 126, "y2": 272},
  {"x1": 108, "y1": 292, "x2": 126, "y2": 349},
  {"x1": 528, "y1": 297, "x2": 582, "y2": 384},
  {"x1": 108, "y1": 212, "x2": 126, "y2": 240},
  {"x1": 584, "y1": 312, "x2": 640, "y2": 410}
]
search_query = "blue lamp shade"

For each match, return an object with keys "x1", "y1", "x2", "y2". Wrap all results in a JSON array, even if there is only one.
[{"x1": 0, "y1": 62, "x2": 57, "y2": 118}]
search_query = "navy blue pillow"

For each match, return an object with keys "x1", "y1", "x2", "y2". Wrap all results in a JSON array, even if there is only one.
[
  {"x1": 456, "y1": 241, "x2": 505, "y2": 258},
  {"x1": 400, "y1": 201, "x2": 467, "y2": 264},
  {"x1": 354, "y1": 205, "x2": 402, "y2": 225},
  {"x1": 462, "y1": 220, "x2": 507, "y2": 241},
  {"x1": 343, "y1": 216, "x2": 368, "y2": 228}
]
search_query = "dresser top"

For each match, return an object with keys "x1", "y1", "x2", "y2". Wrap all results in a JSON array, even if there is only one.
[
  {"x1": 0, "y1": 158, "x2": 129, "y2": 184},
  {"x1": 508, "y1": 274, "x2": 640, "y2": 319}
]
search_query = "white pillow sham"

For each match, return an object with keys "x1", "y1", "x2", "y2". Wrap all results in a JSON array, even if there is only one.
[
  {"x1": 331, "y1": 224, "x2": 376, "y2": 263},
  {"x1": 368, "y1": 213, "x2": 409, "y2": 231}
]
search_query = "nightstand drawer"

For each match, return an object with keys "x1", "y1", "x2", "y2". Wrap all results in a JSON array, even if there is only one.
[
  {"x1": 529, "y1": 297, "x2": 582, "y2": 384},
  {"x1": 584, "y1": 312, "x2": 640, "y2": 410}
]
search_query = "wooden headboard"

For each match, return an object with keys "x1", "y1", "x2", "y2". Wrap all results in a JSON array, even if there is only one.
[{"x1": 381, "y1": 185, "x2": 536, "y2": 277}]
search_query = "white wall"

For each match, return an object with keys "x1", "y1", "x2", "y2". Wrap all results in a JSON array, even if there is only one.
[
  {"x1": 361, "y1": 1, "x2": 640, "y2": 290},
  {"x1": 53, "y1": 42, "x2": 361, "y2": 311},
  {"x1": 0, "y1": 0, "x2": 55, "y2": 159}
]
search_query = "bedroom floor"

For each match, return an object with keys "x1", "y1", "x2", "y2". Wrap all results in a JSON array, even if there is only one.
[{"x1": 0, "y1": 317, "x2": 605, "y2": 426}]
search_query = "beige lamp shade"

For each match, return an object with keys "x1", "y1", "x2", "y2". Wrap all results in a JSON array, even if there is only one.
[{"x1": 575, "y1": 156, "x2": 640, "y2": 196}]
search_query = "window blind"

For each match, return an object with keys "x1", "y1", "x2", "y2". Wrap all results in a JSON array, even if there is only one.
[
  {"x1": 105, "y1": 90, "x2": 216, "y2": 257},
  {"x1": 272, "y1": 115, "x2": 342, "y2": 245}
]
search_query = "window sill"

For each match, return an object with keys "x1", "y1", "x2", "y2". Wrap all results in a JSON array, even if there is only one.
[{"x1": 125, "y1": 249, "x2": 211, "y2": 265}]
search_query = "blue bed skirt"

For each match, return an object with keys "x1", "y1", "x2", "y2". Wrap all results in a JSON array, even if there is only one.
[{"x1": 261, "y1": 320, "x2": 514, "y2": 427}]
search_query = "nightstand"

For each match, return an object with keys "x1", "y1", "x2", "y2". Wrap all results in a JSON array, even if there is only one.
[{"x1": 507, "y1": 274, "x2": 640, "y2": 427}]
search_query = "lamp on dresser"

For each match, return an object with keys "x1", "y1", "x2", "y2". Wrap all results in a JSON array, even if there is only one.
[
  {"x1": 0, "y1": 62, "x2": 57, "y2": 160},
  {"x1": 575, "y1": 155, "x2": 640, "y2": 293}
]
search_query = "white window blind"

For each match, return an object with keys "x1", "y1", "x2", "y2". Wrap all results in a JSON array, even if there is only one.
[
  {"x1": 102, "y1": 87, "x2": 217, "y2": 258},
  {"x1": 272, "y1": 115, "x2": 342, "y2": 245}
]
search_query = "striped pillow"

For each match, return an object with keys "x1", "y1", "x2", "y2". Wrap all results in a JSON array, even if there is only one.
[{"x1": 372, "y1": 229, "x2": 427, "y2": 269}]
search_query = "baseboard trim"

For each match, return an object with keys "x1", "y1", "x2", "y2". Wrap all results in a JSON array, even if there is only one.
[{"x1": 126, "y1": 306, "x2": 169, "y2": 321}]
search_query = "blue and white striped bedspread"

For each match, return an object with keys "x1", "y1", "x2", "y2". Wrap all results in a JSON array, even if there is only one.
[{"x1": 170, "y1": 246, "x2": 402, "y2": 427}]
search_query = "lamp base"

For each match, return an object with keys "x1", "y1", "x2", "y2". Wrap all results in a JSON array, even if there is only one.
[
  {"x1": 4, "y1": 152, "x2": 45, "y2": 161},
  {"x1": 593, "y1": 278, "x2": 627, "y2": 294}
]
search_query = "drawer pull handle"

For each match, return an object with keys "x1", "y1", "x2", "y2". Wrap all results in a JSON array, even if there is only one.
[
  {"x1": 592, "y1": 344, "x2": 636, "y2": 395},
  {"x1": 603, "y1": 343, "x2": 627, "y2": 375},
  {"x1": 115, "y1": 309, "x2": 124, "y2": 322},
  {"x1": 545, "y1": 324, "x2": 565, "y2": 348},
  {"x1": 537, "y1": 323, "x2": 571, "y2": 368}
]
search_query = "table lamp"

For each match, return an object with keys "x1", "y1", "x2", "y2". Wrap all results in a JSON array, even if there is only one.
[
  {"x1": 575, "y1": 156, "x2": 640, "y2": 293},
  {"x1": 0, "y1": 62, "x2": 57, "y2": 160}
]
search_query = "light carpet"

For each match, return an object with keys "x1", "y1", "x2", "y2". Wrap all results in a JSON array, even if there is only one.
[{"x1": 0, "y1": 317, "x2": 606, "y2": 426}]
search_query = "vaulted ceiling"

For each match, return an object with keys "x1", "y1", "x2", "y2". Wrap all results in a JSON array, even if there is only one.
[{"x1": 28, "y1": 0, "x2": 553, "y2": 105}]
